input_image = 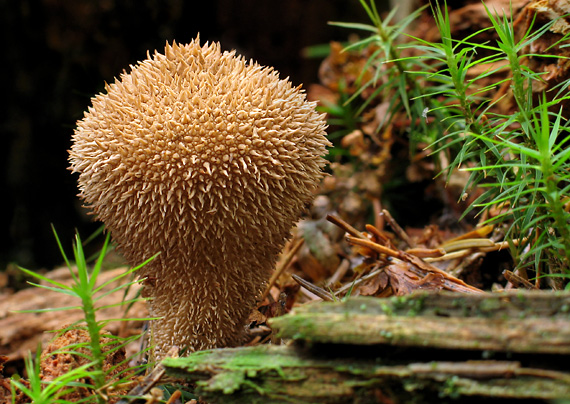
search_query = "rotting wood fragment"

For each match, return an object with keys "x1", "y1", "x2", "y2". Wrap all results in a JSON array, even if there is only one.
[
  {"x1": 269, "y1": 291, "x2": 570, "y2": 354},
  {"x1": 162, "y1": 291, "x2": 570, "y2": 402},
  {"x1": 161, "y1": 345, "x2": 570, "y2": 403}
]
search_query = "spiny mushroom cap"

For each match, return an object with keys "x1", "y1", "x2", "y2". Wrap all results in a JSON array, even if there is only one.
[{"x1": 69, "y1": 39, "x2": 329, "y2": 358}]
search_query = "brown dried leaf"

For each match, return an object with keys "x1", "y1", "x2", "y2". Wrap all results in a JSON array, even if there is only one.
[
  {"x1": 247, "y1": 309, "x2": 268, "y2": 325},
  {"x1": 386, "y1": 263, "x2": 446, "y2": 296},
  {"x1": 297, "y1": 219, "x2": 340, "y2": 282},
  {"x1": 357, "y1": 271, "x2": 389, "y2": 296}
]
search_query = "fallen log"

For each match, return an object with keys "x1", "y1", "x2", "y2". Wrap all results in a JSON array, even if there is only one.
[
  {"x1": 162, "y1": 291, "x2": 570, "y2": 403},
  {"x1": 270, "y1": 291, "x2": 570, "y2": 354},
  {"x1": 162, "y1": 344, "x2": 570, "y2": 403}
]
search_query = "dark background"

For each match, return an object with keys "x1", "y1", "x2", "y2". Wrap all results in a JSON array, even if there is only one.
[{"x1": 1, "y1": 0, "x2": 383, "y2": 272}]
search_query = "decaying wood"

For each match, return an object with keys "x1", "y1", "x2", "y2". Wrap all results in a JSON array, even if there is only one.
[
  {"x1": 160, "y1": 291, "x2": 570, "y2": 402},
  {"x1": 162, "y1": 344, "x2": 570, "y2": 403},
  {"x1": 270, "y1": 291, "x2": 570, "y2": 354}
]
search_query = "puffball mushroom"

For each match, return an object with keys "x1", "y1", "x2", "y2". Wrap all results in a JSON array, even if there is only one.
[{"x1": 69, "y1": 38, "x2": 330, "y2": 359}]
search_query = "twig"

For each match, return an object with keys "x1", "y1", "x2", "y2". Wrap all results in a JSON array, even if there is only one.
[
  {"x1": 441, "y1": 238, "x2": 495, "y2": 252},
  {"x1": 165, "y1": 390, "x2": 182, "y2": 404},
  {"x1": 503, "y1": 270, "x2": 538, "y2": 290},
  {"x1": 291, "y1": 274, "x2": 334, "y2": 301},
  {"x1": 333, "y1": 267, "x2": 384, "y2": 296},
  {"x1": 346, "y1": 236, "x2": 398, "y2": 258},
  {"x1": 346, "y1": 236, "x2": 484, "y2": 294},
  {"x1": 326, "y1": 215, "x2": 367, "y2": 239},
  {"x1": 444, "y1": 224, "x2": 494, "y2": 242},
  {"x1": 325, "y1": 259, "x2": 350, "y2": 287},
  {"x1": 260, "y1": 238, "x2": 304, "y2": 302},
  {"x1": 425, "y1": 238, "x2": 526, "y2": 263},
  {"x1": 365, "y1": 224, "x2": 392, "y2": 245},
  {"x1": 372, "y1": 197, "x2": 384, "y2": 230},
  {"x1": 381, "y1": 209, "x2": 415, "y2": 248},
  {"x1": 405, "y1": 247, "x2": 446, "y2": 258}
]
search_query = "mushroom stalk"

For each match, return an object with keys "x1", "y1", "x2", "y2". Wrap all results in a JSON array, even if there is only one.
[{"x1": 69, "y1": 38, "x2": 329, "y2": 359}]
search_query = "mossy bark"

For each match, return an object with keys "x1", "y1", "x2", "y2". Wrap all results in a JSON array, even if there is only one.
[
  {"x1": 162, "y1": 291, "x2": 570, "y2": 403},
  {"x1": 163, "y1": 344, "x2": 570, "y2": 403},
  {"x1": 270, "y1": 291, "x2": 570, "y2": 354}
]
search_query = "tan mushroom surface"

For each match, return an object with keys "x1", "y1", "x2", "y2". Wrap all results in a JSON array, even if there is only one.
[{"x1": 69, "y1": 38, "x2": 330, "y2": 359}]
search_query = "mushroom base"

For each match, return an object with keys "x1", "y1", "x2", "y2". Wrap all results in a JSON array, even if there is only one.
[{"x1": 141, "y1": 250, "x2": 272, "y2": 361}]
